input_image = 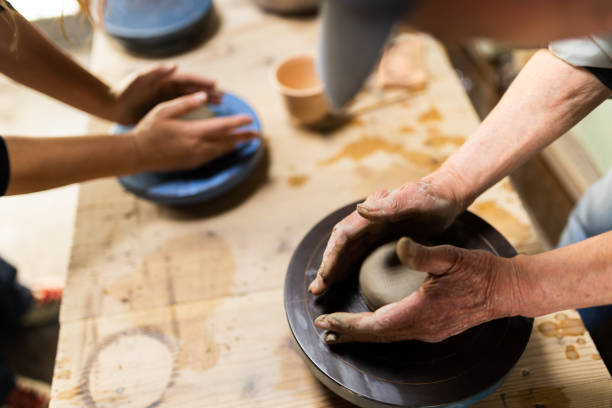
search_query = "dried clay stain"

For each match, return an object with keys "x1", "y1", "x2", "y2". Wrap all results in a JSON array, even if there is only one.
[
  {"x1": 473, "y1": 201, "x2": 532, "y2": 246},
  {"x1": 399, "y1": 125, "x2": 415, "y2": 133},
  {"x1": 107, "y1": 231, "x2": 237, "y2": 373},
  {"x1": 512, "y1": 386, "x2": 570, "y2": 408},
  {"x1": 320, "y1": 136, "x2": 440, "y2": 171},
  {"x1": 537, "y1": 313, "x2": 585, "y2": 339},
  {"x1": 418, "y1": 107, "x2": 443, "y2": 123},
  {"x1": 565, "y1": 345, "x2": 580, "y2": 360},
  {"x1": 55, "y1": 370, "x2": 72, "y2": 380},
  {"x1": 424, "y1": 127, "x2": 466, "y2": 148},
  {"x1": 286, "y1": 174, "x2": 310, "y2": 188},
  {"x1": 55, "y1": 386, "x2": 84, "y2": 400}
]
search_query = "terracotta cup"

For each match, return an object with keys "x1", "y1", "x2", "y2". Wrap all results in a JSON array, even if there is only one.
[{"x1": 272, "y1": 54, "x2": 329, "y2": 126}]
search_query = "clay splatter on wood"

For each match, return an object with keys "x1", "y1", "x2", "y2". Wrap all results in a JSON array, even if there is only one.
[
  {"x1": 537, "y1": 316, "x2": 585, "y2": 339},
  {"x1": 287, "y1": 174, "x2": 310, "y2": 188},
  {"x1": 108, "y1": 231, "x2": 236, "y2": 309},
  {"x1": 473, "y1": 201, "x2": 532, "y2": 247},
  {"x1": 418, "y1": 107, "x2": 442, "y2": 123},
  {"x1": 565, "y1": 345, "x2": 580, "y2": 360},
  {"x1": 424, "y1": 127, "x2": 466, "y2": 148},
  {"x1": 320, "y1": 136, "x2": 440, "y2": 171}
]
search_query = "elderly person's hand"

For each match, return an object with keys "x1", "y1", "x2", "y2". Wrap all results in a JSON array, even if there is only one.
[
  {"x1": 308, "y1": 175, "x2": 466, "y2": 295},
  {"x1": 315, "y1": 237, "x2": 523, "y2": 343},
  {"x1": 112, "y1": 64, "x2": 223, "y2": 125}
]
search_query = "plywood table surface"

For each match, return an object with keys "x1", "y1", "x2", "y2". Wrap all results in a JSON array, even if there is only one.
[{"x1": 50, "y1": 1, "x2": 612, "y2": 407}]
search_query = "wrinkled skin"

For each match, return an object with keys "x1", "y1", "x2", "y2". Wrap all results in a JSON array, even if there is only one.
[
  {"x1": 113, "y1": 64, "x2": 224, "y2": 125},
  {"x1": 308, "y1": 180, "x2": 464, "y2": 295},
  {"x1": 315, "y1": 237, "x2": 522, "y2": 343}
]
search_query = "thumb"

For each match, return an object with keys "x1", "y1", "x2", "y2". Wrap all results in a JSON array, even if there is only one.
[
  {"x1": 152, "y1": 92, "x2": 207, "y2": 119},
  {"x1": 356, "y1": 188, "x2": 401, "y2": 222},
  {"x1": 396, "y1": 237, "x2": 461, "y2": 276}
]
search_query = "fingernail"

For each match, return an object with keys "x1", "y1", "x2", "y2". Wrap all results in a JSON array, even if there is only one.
[
  {"x1": 357, "y1": 202, "x2": 381, "y2": 213},
  {"x1": 324, "y1": 332, "x2": 339, "y2": 343},
  {"x1": 315, "y1": 315, "x2": 331, "y2": 329},
  {"x1": 308, "y1": 278, "x2": 317, "y2": 295},
  {"x1": 398, "y1": 236, "x2": 413, "y2": 248}
]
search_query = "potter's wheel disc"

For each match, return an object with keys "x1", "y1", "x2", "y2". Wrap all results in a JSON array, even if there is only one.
[
  {"x1": 284, "y1": 202, "x2": 533, "y2": 407},
  {"x1": 114, "y1": 93, "x2": 263, "y2": 207}
]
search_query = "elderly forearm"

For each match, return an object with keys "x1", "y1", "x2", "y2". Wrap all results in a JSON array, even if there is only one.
[
  {"x1": 4, "y1": 134, "x2": 141, "y2": 195},
  {"x1": 0, "y1": 11, "x2": 119, "y2": 121},
  {"x1": 411, "y1": 0, "x2": 612, "y2": 46},
  {"x1": 513, "y1": 231, "x2": 612, "y2": 316},
  {"x1": 428, "y1": 49, "x2": 610, "y2": 208}
]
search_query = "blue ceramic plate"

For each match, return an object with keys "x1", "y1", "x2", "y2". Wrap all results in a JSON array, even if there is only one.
[
  {"x1": 104, "y1": 0, "x2": 213, "y2": 39},
  {"x1": 115, "y1": 93, "x2": 263, "y2": 206}
]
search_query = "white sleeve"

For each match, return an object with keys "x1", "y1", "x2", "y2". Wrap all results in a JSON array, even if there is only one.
[{"x1": 549, "y1": 34, "x2": 612, "y2": 68}]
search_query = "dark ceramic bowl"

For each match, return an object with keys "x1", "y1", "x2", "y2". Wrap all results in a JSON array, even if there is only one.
[{"x1": 285, "y1": 201, "x2": 532, "y2": 407}]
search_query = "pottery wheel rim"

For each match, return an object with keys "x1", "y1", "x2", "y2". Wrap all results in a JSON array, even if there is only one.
[{"x1": 284, "y1": 201, "x2": 533, "y2": 407}]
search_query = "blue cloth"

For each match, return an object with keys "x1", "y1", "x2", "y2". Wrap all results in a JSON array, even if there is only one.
[
  {"x1": 0, "y1": 257, "x2": 32, "y2": 404},
  {"x1": 558, "y1": 168, "x2": 612, "y2": 374}
]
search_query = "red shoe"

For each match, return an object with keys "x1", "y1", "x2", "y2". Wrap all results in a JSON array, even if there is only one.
[
  {"x1": 3, "y1": 379, "x2": 49, "y2": 408},
  {"x1": 20, "y1": 287, "x2": 63, "y2": 327}
]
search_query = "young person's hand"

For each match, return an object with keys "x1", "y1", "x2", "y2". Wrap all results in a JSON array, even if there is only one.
[
  {"x1": 130, "y1": 92, "x2": 259, "y2": 172},
  {"x1": 112, "y1": 64, "x2": 223, "y2": 125}
]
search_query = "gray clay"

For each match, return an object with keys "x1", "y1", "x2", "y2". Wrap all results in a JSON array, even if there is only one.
[
  {"x1": 359, "y1": 241, "x2": 427, "y2": 310},
  {"x1": 180, "y1": 105, "x2": 214, "y2": 121}
]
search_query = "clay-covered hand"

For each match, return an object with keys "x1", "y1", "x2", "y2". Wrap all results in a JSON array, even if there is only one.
[
  {"x1": 129, "y1": 92, "x2": 259, "y2": 172},
  {"x1": 308, "y1": 179, "x2": 464, "y2": 295},
  {"x1": 112, "y1": 64, "x2": 223, "y2": 125},
  {"x1": 314, "y1": 237, "x2": 523, "y2": 343}
]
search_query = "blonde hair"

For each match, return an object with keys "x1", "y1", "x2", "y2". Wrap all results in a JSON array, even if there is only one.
[{"x1": 0, "y1": 0, "x2": 102, "y2": 51}]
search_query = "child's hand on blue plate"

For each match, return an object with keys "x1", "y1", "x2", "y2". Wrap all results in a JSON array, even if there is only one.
[{"x1": 129, "y1": 92, "x2": 260, "y2": 172}]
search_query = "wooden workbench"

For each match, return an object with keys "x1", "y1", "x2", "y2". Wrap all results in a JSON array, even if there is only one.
[{"x1": 50, "y1": 1, "x2": 612, "y2": 407}]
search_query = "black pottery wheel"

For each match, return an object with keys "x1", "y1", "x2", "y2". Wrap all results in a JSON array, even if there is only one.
[{"x1": 284, "y1": 201, "x2": 533, "y2": 408}]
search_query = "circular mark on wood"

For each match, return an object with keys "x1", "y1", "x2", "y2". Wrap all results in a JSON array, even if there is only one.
[{"x1": 81, "y1": 327, "x2": 178, "y2": 408}]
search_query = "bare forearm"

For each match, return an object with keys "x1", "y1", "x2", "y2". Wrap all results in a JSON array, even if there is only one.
[
  {"x1": 428, "y1": 49, "x2": 610, "y2": 208},
  {"x1": 4, "y1": 134, "x2": 141, "y2": 195},
  {"x1": 514, "y1": 231, "x2": 612, "y2": 316},
  {"x1": 411, "y1": 0, "x2": 612, "y2": 46},
  {"x1": 0, "y1": 11, "x2": 118, "y2": 121}
]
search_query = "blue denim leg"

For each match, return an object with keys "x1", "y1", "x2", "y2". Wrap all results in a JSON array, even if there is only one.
[{"x1": 558, "y1": 169, "x2": 612, "y2": 374}]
